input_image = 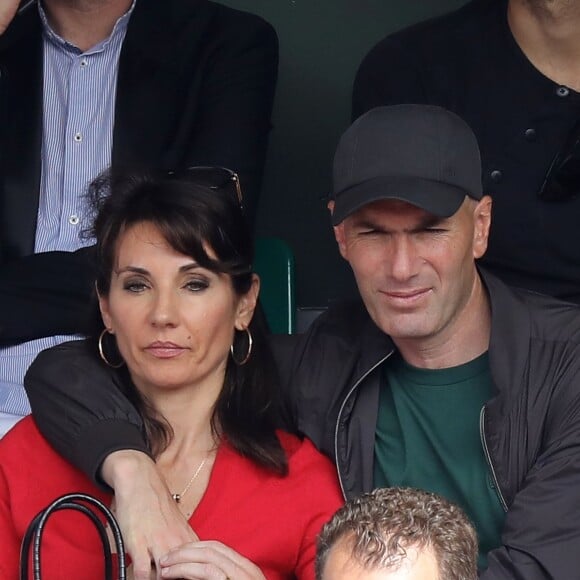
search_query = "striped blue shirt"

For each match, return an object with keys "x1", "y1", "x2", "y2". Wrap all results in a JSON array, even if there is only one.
[{"x1": 0, "y1": 1, "x2": 135, "y2": 418}]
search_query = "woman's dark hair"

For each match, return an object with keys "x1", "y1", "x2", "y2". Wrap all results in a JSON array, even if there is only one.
[{"x1": 88, "y1": 169, "x2": 287, "y2": 475}]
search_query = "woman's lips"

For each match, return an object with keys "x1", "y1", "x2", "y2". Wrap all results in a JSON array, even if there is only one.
[{"x1": 145, "y1": 341, "x2": 187, "y2": 358}]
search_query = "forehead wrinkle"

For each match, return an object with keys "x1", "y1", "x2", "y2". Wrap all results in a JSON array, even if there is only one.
[{"x1": 350, "y1": 211, "x2": 446, "y2": 233}]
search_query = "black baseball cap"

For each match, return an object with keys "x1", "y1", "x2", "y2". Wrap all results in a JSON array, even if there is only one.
[{"x1": 331, "y1": 104, "x2": 483, "y2": 225}]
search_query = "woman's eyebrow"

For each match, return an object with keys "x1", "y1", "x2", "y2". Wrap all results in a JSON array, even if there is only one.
[
  {"x1": 115, "y1": 262, "x2": 201, "y2": 275},
  {"x1": 115, "y1": 265, "x2": 150, "y2": 275}
]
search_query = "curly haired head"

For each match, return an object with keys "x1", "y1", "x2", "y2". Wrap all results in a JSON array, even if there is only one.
[{"x1": 316, "y1": 487, "x2": 478, "y2": 580}]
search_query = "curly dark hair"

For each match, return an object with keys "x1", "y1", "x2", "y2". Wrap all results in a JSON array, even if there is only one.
[
  {"x1": 316, "y1": 487, "x2": 478, "y2": 580},
  {"x1": 87, "y1": 169, "x2": 287, "y2": 475}
]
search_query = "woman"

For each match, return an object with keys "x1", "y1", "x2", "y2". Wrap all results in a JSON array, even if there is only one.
[{"x1": 0, "y1": 169, "x2": 343, "y2": 579}]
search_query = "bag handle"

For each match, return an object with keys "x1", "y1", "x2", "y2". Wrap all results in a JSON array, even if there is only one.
[{"x1": 19, "y1": 493, "x2": 127, "y2": 580}]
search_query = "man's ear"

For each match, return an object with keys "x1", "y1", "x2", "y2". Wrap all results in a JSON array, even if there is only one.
[
  {"x1": 328, "y1": 200, "x2": 348, "y2": 260},
  {"x1": 235, "y1": 274, "x2": 260, "y2": 330},
  {"x1": 472, "y1": 195, "x2": 492, "y2": 259}
]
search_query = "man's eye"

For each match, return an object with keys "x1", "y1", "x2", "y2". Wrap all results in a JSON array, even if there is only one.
[{"x1": 185, "y1": 279, "x2": 209, "y2": 292}]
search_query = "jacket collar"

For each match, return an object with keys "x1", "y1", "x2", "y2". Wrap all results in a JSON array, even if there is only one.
[
  {"x1": 353, "y1": 307, "x2": 395, "y2": 383},
  {"x1": 481, "y1": 267, "x2": 532, "y2": 402}
]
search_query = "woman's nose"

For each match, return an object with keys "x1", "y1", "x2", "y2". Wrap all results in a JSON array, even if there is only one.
[{"x1": 148, "y1": 290, "x2": 179, "y2": 327}]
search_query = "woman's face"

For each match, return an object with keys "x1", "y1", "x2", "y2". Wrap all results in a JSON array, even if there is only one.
[{"x1": 98, "y1": 221, "x2": 258, "y2": 397}]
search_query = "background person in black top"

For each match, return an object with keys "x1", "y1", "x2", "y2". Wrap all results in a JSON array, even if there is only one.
[{"x1": 354, "y1": 0, "x2": 580, "y2": 303}]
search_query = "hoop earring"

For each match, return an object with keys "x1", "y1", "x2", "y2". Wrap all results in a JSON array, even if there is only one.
[
  {"x1": 230, "y1": 327, "x2": 253, "y2": 366},
  {"x1": 98, "y1": 329, "x2": 125, "y2": 369}
]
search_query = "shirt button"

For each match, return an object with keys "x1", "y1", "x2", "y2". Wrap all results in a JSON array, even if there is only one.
[
  {"x1": 490, "y1": 169, "x2": 503, "y2": 183},
  {"x1": 80, "y1": 58, "x2": 88, "y2": 67},
  {"x1": 556, "y1": 86, "x2": 570, "y2": 97},
  {"x1": 69, "y1": 214, "x2": 80, "y2": 225},
  {"x1": 524, "y1": 128, "x2": 537, "y2": 141},
  {"x1": 74, "y1": 132, "x2": 82, "y2": 142}
]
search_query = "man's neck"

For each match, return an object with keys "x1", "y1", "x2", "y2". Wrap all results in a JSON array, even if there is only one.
[
  {"x1": 393, "y1": 275, "x2": 491, "y2": 370},
  {"x1": 508, "y1": 0, "x2": 580, "y2": 90},
  {"x1": 43, "y1": 0, "x2": 133, "y2": 51}
]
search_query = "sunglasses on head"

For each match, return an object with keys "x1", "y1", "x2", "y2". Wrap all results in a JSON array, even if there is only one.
[
  {"x1": 538, "y1": 120, "x2": 580, "y2": 202},
  {"x1": 167, "y1": 165, "x2": 244, "y2": 210}
]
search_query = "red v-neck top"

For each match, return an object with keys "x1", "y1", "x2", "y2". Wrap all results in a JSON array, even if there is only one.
[{"x1": 0, "y1": 417, "x2": 344, "y2": 579}]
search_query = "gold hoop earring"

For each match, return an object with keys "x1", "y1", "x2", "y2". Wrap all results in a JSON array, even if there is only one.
[
  {"x1": 230, "y1": 327, "x2": 253, "y2": 366},
  {"x1": 98, "y1": 329, "x2": 125, "y2": 369}
]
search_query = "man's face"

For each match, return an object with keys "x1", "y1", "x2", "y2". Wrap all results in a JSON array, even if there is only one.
[
  {"x1": 332, "y1": 197, "x2": 491, "y2": 349},
  {"x1": 321, "y1": 541, "x2": 440, "y2": 580}
]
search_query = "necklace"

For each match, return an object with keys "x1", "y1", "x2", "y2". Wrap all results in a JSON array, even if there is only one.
[{"x1": 171, "y1": 456, "x2": 208, "y2": 503}]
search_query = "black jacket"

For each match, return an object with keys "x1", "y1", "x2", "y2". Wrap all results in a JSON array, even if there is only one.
[
  {"x1": 0, "y1": 0, "x2": 277, "y2": 344},
  {"x1": 25, "y1": 270, "x2": 580, "y2": 579}
]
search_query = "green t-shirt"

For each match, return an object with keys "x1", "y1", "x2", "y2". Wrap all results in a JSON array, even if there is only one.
[{"x1": 374, "y1": 352, "x2": 505, "y2": 569}]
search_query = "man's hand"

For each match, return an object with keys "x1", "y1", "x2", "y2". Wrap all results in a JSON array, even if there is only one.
[
  {"x1": 102, "y1": 450, "x2": 198, "y2": 580},
  {"x1": 0, "y1": 0, "x2": 20, "y2": 35}
]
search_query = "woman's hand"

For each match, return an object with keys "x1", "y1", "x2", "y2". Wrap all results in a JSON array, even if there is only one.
[
  {"x1": 126, "y1": 564, "x2": 156, "y2": 580},
  {"x1": 102, "y1": 450, "x2": 198, "y2": 580},
  {"x1": 159, "y1": 541, "x2": 267, "y2": 580},
  {"x1": 0, "y1": 0, "x2": 20, "y2": 34}
]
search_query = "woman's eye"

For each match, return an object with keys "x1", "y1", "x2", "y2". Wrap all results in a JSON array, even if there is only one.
[
  {"x1": 185, "y1": 279, "x2": 209, "y2": 292},
  {"x1": 123, "y1": 281, "x2": 148, "y2": 293}
]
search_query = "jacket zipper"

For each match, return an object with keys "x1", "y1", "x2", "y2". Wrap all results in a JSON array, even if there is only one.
[
  {"x1": 334, "y1": 351, "x2": 394, "y2": 499},
  {"x1": 480, "y1": 405, "x2": 508, "y2": 512}
]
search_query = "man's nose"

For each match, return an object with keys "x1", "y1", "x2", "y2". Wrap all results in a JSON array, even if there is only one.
[{"x1": 387, "y1": 236, "x2": 419, "y2": 281}]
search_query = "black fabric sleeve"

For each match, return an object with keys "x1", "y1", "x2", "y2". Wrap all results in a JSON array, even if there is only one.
[
  {"x1": 24, "y1": 340, "x2": 149, "y2": 487},
  {"x1": 0, "y1": 247, "x2": 96, "y2": 345},
  {"x1": 481, "y1": 339, "x2": 580, "y2": 580}
]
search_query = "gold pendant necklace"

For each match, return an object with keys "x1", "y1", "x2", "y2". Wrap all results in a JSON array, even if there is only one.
[{"x1": 171, "y1": 456, "x2": 208, "y2": 503}]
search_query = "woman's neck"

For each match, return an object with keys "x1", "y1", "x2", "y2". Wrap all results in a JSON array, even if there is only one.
[{"x1": 152, "y1": 387, "x2": 220, "y2": 517}]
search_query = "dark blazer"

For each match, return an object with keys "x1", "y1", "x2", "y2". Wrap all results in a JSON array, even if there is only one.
[{"x1": 0, "y1": 0, "x2": 278, "y2": 344}]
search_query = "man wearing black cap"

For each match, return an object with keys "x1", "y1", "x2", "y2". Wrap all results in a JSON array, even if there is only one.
[
  {"x1": 353, "y1": 0, "x2": 580, "y2": 305},
  {"x1": 24, "y1": 105, "x2": 580, "y2": 579}
]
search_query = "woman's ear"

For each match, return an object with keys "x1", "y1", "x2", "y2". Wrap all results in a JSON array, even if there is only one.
[
  {"x1": 97, "y1": 283, "x2": 113, "y2": 331},
  {"x1": 235, "y1": 274, "x2": 260, "y2": 330}
]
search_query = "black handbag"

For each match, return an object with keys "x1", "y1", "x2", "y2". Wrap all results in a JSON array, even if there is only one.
[{"x1": 19, "y1": 493, "x2": 127, "y2": 580}]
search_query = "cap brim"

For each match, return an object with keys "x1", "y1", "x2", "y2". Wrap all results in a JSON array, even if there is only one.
[{"x1": 331, "y1": 176, "x2": 469, "y2": 225}]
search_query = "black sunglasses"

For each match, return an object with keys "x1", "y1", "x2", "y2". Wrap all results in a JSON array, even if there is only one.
[
  {"x1": 538, "y1": 120, "x2": 580, "y2": 202},
  {"x1": 167, "y1": 166, "x2": 244, "y2": 210}
]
